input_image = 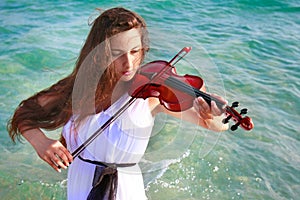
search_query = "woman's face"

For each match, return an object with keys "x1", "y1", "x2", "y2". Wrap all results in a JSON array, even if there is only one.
[{"x1": 110, "y1": 28, "x2": 143, "y2": 82}]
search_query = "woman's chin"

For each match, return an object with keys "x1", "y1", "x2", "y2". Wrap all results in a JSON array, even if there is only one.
[
  {"x1": 120, "y1": 72, "x2": 135, "y2": 82},
  {"x1": 120, "y1": 76, "x2": 134, "y2": 82}
]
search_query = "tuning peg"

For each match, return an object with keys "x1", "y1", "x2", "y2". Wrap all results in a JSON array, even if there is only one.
[
  {"x1": 231, "y1": 102, "x2": 239, "y2": 108},
  {"x1": 231, "y1": 122, "x2": 240, "y2": 131},
  {"x1": 240, "y1": 108, "x2": 248, "y2": 115},
  {"x1": 222, "y1": 115, "x2": 232, "y2": 124}
]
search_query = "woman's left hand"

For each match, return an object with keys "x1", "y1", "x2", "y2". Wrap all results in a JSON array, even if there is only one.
[
  {"x1": 193, "y1": 94, "x2": 227, "y2": 119},
  {"x1": 193, "y1": 94, "x2": 229, "y2": 131}
]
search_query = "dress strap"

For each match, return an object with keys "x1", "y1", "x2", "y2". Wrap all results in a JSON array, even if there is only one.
[{"x1": 78, "y1": 156, "x2": 136, "y2": 168}]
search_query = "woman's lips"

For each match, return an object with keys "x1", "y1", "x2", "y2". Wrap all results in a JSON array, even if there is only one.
[{"x1": 122, "y1": 71, "x2": 133, "y2": 76}]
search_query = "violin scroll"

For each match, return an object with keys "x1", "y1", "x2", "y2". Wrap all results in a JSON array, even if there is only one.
[{"x1": 223, "y1": 101, "x2": 254, "y2": 131}]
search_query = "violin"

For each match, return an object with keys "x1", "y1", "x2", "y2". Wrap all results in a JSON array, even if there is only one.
[
  {"x1": 71, "y1": 47, "x2": 254, "y2": 159},
  {"x1": 130, "y1": 47, "x2": 254, "y2": 131}
]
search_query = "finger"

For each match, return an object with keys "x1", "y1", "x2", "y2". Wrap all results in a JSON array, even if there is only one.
[
  {"x1": 51, "y1": 153, "x2": 68, "y2": 170},
  {"x1": 197, "y1": 97, "x2": 210, "y2": 112},
  {"x1": 203, "y1": 108, "x2": 213, "y2": 119},
  {"x1": 193, "y1": 100, "x2": 200, "y2": 114},
  {"x1": 59, "y1": 146, "x2": 73, "y2": 164},
  {"x1": 194, "y1": 97, "x2": 212, "y2": 119},
  {"x1": 200, "y1": 111, "x2": 213, "y2": 119},
  {"x1": 56, "y1": 150, "x2": 71, "y2": 167},
  {"x1": 198, "y1": 106, "x2": 213, "y2": 120},
  {"x1": 39, "y1": 150, "x2": 62, "y2": 172},
  {"x1": 211, "y1": 101, "x2": 222, "y2": 116},
  {"x1": 43, "y1": 156, "x2": 62, "y2": 173}
]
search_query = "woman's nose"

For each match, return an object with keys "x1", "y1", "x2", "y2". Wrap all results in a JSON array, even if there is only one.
[{"x1": 121, "y1": 52, "x2": 134, "y2": 69}]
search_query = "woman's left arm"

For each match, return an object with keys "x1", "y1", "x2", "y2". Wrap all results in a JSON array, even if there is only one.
[{"x1": 150, "y1": 94, "x2": 229, "y2": 132}]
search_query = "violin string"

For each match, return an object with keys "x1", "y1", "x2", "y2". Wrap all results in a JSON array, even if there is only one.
[{"x1": 157, "y1": 75, "x2": 225, "y2": 107}]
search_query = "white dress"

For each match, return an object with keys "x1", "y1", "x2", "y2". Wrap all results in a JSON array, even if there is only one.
[{"x1": 62, "y1": 94, "x2": 155, "y2": 200}]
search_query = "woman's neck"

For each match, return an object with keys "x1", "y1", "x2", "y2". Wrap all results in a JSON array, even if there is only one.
[{"x1": 111, "y1": 81, "x2": 130, "y2": 102}]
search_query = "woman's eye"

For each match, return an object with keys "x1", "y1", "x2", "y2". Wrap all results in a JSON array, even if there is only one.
[
  {"x1": 130, "y1": 49, "x2": 140, "y2": 55},
  {"x1": 111, "y1": 49, "x2": 140, "y2": 57},
  {"x1": 111, "y1": 51, "x2": 121, "y2": 57}
]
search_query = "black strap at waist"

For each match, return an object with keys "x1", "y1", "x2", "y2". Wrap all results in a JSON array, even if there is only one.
[{"x1": 78, "y1": 156, "x2": 136, "y2": 168}]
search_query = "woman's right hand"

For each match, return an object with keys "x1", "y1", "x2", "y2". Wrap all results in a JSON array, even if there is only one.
[{"x1": 22, "y1": 129, "x2": 73, "y2": 172}]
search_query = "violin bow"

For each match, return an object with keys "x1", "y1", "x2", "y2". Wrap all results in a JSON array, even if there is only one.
[{"x1": 71, "y1": 47, "x2": 191, "y2": 159}]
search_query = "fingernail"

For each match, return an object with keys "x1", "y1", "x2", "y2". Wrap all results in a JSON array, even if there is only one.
[{"x1": 58, "y1": 168, "x2": 61, "y2": 173}]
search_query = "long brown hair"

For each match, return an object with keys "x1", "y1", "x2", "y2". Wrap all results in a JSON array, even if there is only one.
[{"x1": 7, "y1": 7, "x2": 149, "y2": 142}]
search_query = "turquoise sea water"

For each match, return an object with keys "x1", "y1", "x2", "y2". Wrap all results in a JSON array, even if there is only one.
[{"x1": 1, "y1": 0, "x2": 300, "y2": 199}]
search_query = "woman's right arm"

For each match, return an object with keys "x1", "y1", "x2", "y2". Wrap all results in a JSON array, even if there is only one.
[
  {"x1": 22, "y1": 127, "x2": 73, "y2": 172},
  {"x1": 8, "y1": 80, "x2": 74, "y2": 172}
]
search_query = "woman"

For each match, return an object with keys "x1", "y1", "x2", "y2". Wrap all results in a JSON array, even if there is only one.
[{"x1": 8, "y1": 7, "x2": 228, "y2": 200}]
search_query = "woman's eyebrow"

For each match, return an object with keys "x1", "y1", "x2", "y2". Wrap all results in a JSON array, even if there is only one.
[{"x1": 131, "y1": 45, "x2": 141, "y2": 50}]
